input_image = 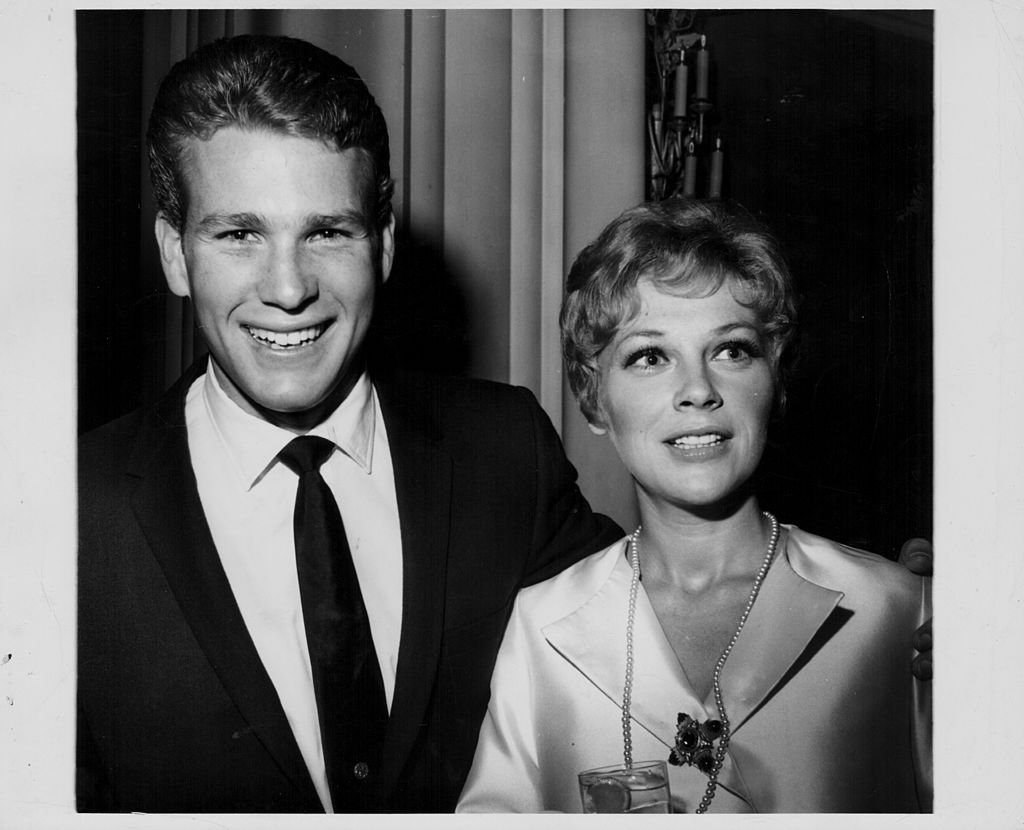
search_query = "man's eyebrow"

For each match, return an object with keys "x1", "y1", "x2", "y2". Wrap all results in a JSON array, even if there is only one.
[
  {"x1": 194, "y1": 212, "x2": 264, "y2": 234},
  {"x1": 305, "y1": 211, "x2": 371, "y2": 231}
]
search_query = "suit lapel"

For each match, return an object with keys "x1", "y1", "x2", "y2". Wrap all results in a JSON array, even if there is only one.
[
  {"x1": 126, "y1": 364, "x2": 320, "y2": 807},
  {"x1": 372, "y1": 374, "x2": 453, "y2": 795}
]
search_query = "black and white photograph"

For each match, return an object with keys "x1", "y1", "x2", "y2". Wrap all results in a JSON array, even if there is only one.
[{"x1": 1, "y1": 3, "x2": 1022, "y2": 828}]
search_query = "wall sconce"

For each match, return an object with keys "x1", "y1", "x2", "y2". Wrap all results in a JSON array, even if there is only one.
[{"x1": 646, "y1": 10, "x2": 722, "y2": 201}]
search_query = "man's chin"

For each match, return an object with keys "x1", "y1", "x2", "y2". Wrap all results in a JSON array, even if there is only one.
[
  {"x1": 208, "y1": 356, "x2": 363, "y2": 431},
  {"x1": 245, "y1": 379, "x2": 361, "y2": 432},
  {"x1": 239, "y1": 390, "x2": 328, "y2": 428}
]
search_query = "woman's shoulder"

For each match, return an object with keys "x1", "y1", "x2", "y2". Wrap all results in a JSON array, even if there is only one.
[
  {"x1": 783, "y1": 524, "x2": 926, "y2": 610},
  {"x1": 513, "y1": 537, "x2": 630, "y2": 621}
]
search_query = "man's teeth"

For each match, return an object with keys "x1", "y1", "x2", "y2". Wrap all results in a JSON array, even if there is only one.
[
  {"x1": 247, "y1": 325, "x2": 324, "y2": 347},
  {"x1": 671, "y1": 434, "x2": 724, "y2": 447}
]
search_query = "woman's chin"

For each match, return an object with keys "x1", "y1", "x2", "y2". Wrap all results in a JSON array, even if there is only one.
[{"x1": 644, "y1": 479, "x2": 760, "y2": 520}]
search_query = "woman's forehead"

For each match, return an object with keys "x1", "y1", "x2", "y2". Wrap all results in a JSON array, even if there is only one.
[{"x1": 629, "y1": 271, "x2": 755, "y2": 309}]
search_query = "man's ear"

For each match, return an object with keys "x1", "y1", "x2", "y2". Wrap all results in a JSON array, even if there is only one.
[
  {"x1": 154, "y1": 214, "x2": 190, "y2": 298},
  {"x1": 379, "y1": 210, "x2": 396, "y2": 283}
]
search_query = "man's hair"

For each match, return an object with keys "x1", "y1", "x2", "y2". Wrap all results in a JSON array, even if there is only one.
[
  {"x1": 560, "y1": 197, "x2": 798, "y2": 423},
  {"x1": 146, "y1": 34, "x2": 393, "y2": 233}
]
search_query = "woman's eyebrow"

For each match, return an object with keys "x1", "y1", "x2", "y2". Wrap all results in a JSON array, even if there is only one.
[
  {"x1": 618, "y1": 321, "x2": 757, "y2": 340},
  {"x1": 619, "y1": 328, "x2": 664, "y2": 340},
  {"x1": 710, "y1": 321, "x2": 761, "y2": 335}
]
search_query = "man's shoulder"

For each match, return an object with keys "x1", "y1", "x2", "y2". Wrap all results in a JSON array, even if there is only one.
[
  {"x1": 79, "y1": 406, "x2": 146, "y2": 470},
  {"x1": 374, "y1": 369, "x2": 542, "y2": 430},
  {"x1": 375, "y1": 368, "x2": 531, "y2": 406},
  {"x1": 79, "y1": 369, "x2": 192, "y2": 481}
]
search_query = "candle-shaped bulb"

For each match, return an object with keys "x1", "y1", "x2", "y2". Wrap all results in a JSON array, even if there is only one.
[
  {"x1": 683, "y1": 140, "x2": 697, "y2": 196},
  {"x1": 673, "y1": 53, "x2": 688, "y2": 117},
  {"x1": 709, "y1": 136, "x2": 724, "y2": 198},
  {"x1": 696, "y1": 34, "x2": 709, "y2": 100}
]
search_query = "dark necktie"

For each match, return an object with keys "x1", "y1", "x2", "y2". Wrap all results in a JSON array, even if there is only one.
[{"x1": 278, "y1": 436, "x2": 389, "y2": 811}]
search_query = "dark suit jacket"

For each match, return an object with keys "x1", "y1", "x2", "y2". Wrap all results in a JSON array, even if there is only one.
[{"x1": 77, "y1": 359, "x2": 621, "y2": 813}]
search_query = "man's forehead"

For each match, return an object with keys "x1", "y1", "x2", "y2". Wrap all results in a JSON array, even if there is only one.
[
  {"x1": 177, "y1": 127, "x2": 375, "y2": 215},
  {"x1": 179, "y1": 125, "x2": 368, "y2": 167}
]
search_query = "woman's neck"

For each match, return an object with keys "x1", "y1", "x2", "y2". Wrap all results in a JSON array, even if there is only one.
[{"x1": 634, "y1": 495, "x2": 771, "y2": 594}]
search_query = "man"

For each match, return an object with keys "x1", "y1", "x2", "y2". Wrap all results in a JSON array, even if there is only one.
[
  {"x1": 77, "y1": 33, "x2": 932, "y2": 815},
  {"x1": 76, "y1": 34, "x2": 620, "y2": 813}
]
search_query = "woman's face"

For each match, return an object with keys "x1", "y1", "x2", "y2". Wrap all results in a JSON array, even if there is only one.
[{"x1": 590, "y1": 277, "x2": 776, "y2": 515}]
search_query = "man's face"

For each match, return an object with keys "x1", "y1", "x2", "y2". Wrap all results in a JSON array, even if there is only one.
[{"x1": 155, "y1": 127, "x2": 393, "y2": 431}]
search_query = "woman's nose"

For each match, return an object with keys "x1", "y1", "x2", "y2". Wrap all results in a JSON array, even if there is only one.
[
  {"x1": 673, "y1": 362, "x2": 723, "y2": 410},
  {"x1": 259, "y1": 245, "x2": 317, "y2": 309}
]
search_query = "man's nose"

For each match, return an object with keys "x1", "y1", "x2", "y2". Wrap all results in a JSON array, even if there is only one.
[{"x1": 259, "y1": 244, "x2": 317, "y2": 309}]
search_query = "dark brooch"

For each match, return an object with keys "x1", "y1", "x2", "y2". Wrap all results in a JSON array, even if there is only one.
[{"x1": 668, "y1": 713, "x2": 725, "y2": 775}]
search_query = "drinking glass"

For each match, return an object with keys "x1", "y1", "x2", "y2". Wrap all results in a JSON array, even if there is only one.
[{"x1": 578, "y1": 760, "x2": 671, "y2": 814}]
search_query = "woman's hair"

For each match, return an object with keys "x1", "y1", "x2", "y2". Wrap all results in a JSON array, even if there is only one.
[
  {"x1": 146, "y1": 34, "x2": 393, "y2": 234},
  {"x1": 560, "y1": 198, "x2": 798, "y2": 422}
]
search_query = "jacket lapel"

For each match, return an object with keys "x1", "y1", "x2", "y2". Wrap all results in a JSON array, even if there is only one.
[
  {"x1": 126, "y1": 363, "x2": 320, "y2": 807},
  {"x1": 372, "y1": 374, "x2": 453, "y2": 796},
  {"x1": 541, "y1": 553, "x2": 758, "y2": 806},
  {"x1": 542, "y1": 549, "x2": 705, "y2": 745},
  {"x1": 714, "y1": 529, "x2": 844, "y2": 735}
]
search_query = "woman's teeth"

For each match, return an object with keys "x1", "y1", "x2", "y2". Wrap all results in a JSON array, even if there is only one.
[
  {"x1": 246, "y1": 325, "x2": 324, "y2": 348},
  {"x1": 671, "y1": 433, "x2": 724, "y2": 447}
]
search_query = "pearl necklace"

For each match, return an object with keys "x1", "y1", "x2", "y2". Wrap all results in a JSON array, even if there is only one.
[{"x1": 621, "y1": 511, "x2": 780, "y2": 814}]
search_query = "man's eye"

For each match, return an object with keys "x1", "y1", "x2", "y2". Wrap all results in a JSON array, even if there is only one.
[
  {"x1": 310, "y1": 228, "x2": 356, "y2": 242},
  {"x1": 216, "y1": 229, "x2": 256, "y2": 242}
]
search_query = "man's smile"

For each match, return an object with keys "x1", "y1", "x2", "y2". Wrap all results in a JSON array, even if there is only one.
[{"x1": 244, "y1": 323, "x2": 327, "y2": 349}]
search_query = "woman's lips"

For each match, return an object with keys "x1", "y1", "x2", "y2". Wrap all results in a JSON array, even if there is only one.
[{"x1": 665, "y1": 429, "x2": 731, "y2": 449}]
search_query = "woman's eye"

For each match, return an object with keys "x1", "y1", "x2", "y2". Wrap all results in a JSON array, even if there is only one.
[
  {"x1": 625, "y1": 348, "x2": 666, "y2": 369},
  {"x1": 711, "y1": 340, "x2": 759, "y2": 362}
]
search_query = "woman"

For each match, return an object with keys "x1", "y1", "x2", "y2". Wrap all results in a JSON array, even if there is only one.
[{"x1": 457, "y1": 199, "x2": 931, "y2": 813}]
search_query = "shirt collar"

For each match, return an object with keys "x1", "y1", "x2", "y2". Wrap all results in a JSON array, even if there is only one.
[{"x1": 202, "y1": 360, "x2": 376, "y2": 490}]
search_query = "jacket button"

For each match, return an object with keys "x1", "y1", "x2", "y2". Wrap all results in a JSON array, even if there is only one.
[{"x1": 353, "y1": 761, "x2": 370, "y2": 780}]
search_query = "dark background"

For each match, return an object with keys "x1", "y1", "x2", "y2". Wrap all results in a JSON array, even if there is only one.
[
  {"x1": 77, "y1": 10, "x2": 932, "y2": 558},
  {"x1": 698, "y1": 11, "x2": 932, "y2": 558}
]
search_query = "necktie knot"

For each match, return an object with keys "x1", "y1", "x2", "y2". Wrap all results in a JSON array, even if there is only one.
[{"x1": 278, "y1": 435, "x2": 336, "y2": 475}]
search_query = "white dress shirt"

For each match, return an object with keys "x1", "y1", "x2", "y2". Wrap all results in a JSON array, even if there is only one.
[{"x1": 185, "y1": 362, "x2": 403, "y2": 813}]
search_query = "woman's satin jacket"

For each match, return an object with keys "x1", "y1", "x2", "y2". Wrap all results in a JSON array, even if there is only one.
[{"x1": 457, "y1": 526, "x2": 931, "y2": 813}]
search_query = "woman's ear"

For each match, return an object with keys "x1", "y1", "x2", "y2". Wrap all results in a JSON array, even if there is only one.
[
  {"x1": 154, "y1": 214, "x2": 191, "y2": 298},
  {"x1": 769, "y1": 338, "x2": 789, "y2": 420},
  {"x1": 586, "y1": 398, "x2": 609, "y2": 436}
]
